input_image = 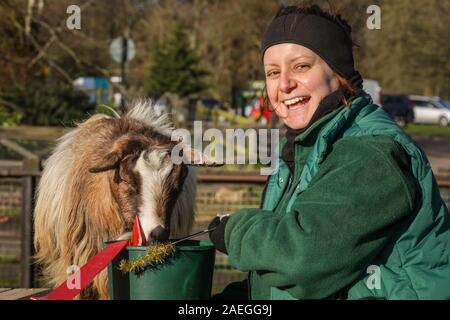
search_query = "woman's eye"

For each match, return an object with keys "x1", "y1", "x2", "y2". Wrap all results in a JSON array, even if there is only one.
[
  {"x1": 295, "y1": 64, "x2": 310, "y2": 70},
  {"x1": 266, "y1": 70, "x2": 279, "y2": 77}
]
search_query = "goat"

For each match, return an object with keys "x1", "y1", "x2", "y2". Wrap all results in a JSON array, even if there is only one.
[{"x1": 34, "y1": 100, "x2": 201, "y2": 299}]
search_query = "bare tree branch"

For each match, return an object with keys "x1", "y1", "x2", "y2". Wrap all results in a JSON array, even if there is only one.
[
  {"x1": 28, "y1": 35, "x2": 56, "y2": 67},
  {"x1": 25, "y1": 0, "x2": 35, "y2": 37},
  {"x1": 11, "y1": 18, "x2": 73, "y2": 83}
]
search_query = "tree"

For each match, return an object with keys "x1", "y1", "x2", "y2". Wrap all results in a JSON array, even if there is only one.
[
  {"x1": 2, "y1": 76, "x2": 94, "y2": 126},
  {"x1": 360, "y1": 0, "x2": 450, "y2": 98},
  {"x1": 146, "y1": 23, "x2": 208, "y2": 98}
]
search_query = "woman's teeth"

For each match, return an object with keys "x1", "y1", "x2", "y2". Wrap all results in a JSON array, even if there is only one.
[{"x1": 284, "y1": 96, "x2": 310, "y2": 109}]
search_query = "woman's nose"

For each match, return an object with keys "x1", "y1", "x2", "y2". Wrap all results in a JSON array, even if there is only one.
[{"x1": 279, "y1": 71, "x2": 297, "y2": 93}]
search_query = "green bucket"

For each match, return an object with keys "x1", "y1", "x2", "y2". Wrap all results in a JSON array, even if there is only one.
[{"x1": 107, "y1": 240, "x2": 216, "y2": 300}]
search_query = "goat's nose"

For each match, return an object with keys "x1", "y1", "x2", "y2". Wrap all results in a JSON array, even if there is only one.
[{"x1": 150, "y1": 225, "x2": 170, "y2": 242}]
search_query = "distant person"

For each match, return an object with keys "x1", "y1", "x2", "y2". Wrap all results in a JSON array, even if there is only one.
[
  {"x1": 249, "y1": 97, "x2": 262, "y2": 120},
  {"x1": 208, "y1": 4, "x2": 450, "y2": 300},
  {"x1": 250, "y1": 92, "x2": 272, "y2": 125},
  {"x1": 260, "y1": 95, "x2": 272, "y2": 124}
]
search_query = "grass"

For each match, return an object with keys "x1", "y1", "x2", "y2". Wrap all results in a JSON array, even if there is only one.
[
  {"x1": 0, "y1": 252, "x2": 20, "y2": 263},
  {"x1": 0, "y1": 208, "x2": 21, "y2": 217},
  {"x1": 405, "y1": 124, "x2": 450, "y2": 138},
  {"x1": 0, "y1": 276, "x2": 19, "y2": 288}
]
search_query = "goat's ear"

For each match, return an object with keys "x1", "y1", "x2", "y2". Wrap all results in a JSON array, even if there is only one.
[
  {"x1": 182, "y1": 147, "x2": 224, "y2": 167},
  {"x1": 89, "y1": 152, "x2": 121, "y2": 173}
]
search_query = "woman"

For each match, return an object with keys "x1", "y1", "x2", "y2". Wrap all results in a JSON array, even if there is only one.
[{"x1": 209, "y1": 5, "x2": 450, "y2": 300}]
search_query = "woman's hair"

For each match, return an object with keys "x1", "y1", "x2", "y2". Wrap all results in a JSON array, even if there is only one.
[
  {"x1": 262, "y1": 4, "x2": 359, "y2": 110},
  {"x1": 336, "y1": 74, "x2": 358, "y2": 106}
]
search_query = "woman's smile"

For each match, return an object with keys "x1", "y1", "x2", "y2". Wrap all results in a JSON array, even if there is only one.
[{"x1": 283, "y1": 95, "x2": 311, "y2": 110}]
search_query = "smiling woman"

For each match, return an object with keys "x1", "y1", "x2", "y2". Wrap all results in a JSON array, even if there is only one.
[{"x1": 207, "y1": 4, "x2": 450, "y2": 300}]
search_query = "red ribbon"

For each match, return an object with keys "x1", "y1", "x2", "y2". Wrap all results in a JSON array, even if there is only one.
[
  {"x1": 131, "y1": 216, "x2": 148, "y2": 246},
  {"x1": 31, "y1": 216, "x2": 146, "y2": 300}
]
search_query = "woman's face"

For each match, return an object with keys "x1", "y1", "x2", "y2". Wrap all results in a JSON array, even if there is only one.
[{"x1": 264, "y1": 43, "x2": 340, "y2": 129}]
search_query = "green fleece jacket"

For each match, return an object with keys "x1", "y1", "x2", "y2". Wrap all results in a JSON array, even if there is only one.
[{"x1": 224, "y1": 99, "x2": 418, "y2": 299}]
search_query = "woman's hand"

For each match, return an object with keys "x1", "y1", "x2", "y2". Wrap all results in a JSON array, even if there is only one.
[{"x1": 208, "y1": 214, "x2": 230, "y2": 254}]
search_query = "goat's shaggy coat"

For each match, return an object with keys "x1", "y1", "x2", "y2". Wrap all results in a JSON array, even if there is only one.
[{"x1": 34, "y1": 101, "x2": 196, "y2": 299}]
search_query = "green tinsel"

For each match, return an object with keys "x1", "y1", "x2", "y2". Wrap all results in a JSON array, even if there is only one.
[{"x1": 119, "y1": 242, "x2": 176, "y2": 273}]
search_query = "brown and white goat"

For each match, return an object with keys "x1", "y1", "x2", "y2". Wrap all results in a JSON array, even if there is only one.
[{"x1": 33, "y1": 100, "x2": 200, "y2": 299}]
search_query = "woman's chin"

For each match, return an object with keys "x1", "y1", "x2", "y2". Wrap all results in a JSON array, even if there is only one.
[
  {"x1": 284, "y1": 101, "x2": 318, "y2": 129},
  {"x1": 285, "y1": 113, "x2": 311, "y2": 129},
  {"x1": 286, "y1": 122, "x2": 308, "y2": 130}
]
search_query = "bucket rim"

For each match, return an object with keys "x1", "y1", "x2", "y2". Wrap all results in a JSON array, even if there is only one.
[{"x1": 125, "y1": 240, "x2": 215, "y2": 251}]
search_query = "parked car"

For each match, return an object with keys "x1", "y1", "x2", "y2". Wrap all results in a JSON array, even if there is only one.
[
  {"x1": 381, "y1": 94, "x2": 415, "y2": 126},
  {"x1": 363, "y1": 79, "x2": 382, "y2": 106},
  {"x1": 408, "y1": 95, "x2": 450, "y2": 126}
]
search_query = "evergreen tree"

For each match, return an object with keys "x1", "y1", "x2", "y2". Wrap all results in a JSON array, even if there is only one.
[
  {"x1": 146, "y1": 23, "x2": 208, "y2": 98},
  {"x1": 2, "y1": 77, "x2": 94, "y2": 126}
]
